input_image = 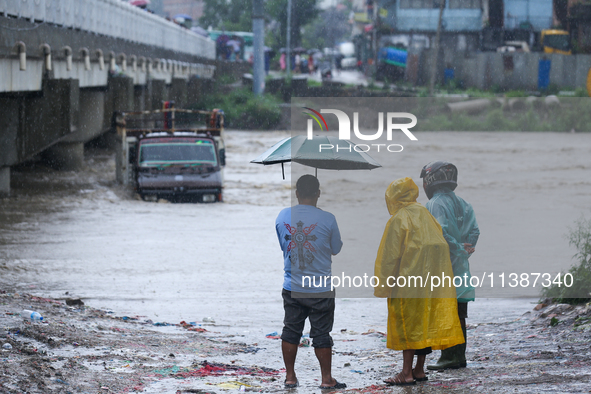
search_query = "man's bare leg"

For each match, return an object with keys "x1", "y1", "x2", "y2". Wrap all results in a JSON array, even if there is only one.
[
  {"x1": 282, "y1": 341, "x2": 299, "y2": 385},
  {"x1": 315, "y1": 347, "x2": 337, "y2": 387}
]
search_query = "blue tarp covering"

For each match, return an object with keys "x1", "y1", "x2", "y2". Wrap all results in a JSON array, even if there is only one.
[{"x1": 379, "y1": 47, "x2": 407, "y2": 68}]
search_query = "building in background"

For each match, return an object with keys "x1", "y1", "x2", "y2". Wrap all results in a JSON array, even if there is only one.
[
  {"x1": 559, "y1": 0, "x2": 591, "y2": 54},
  {"x1": 163, "y1": 0, "x2": 204, "y2": 21},
  {"x1": 148, "y1": 0, "x2": 205, "y2": 22}
]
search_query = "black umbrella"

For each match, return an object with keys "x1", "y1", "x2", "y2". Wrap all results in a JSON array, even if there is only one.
[{"x1": 251, "y1": 135, "x2": 381, "y2": 179}]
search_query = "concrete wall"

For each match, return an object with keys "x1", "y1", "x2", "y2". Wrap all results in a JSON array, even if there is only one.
[{"x1": 411, "y1": 51, "x2": 591, "y2": 92}]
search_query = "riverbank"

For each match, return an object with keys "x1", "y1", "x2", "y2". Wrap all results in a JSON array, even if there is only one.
[
  {"x1": 0, "y1": 290, "x2": 280, "y2": 393},
  {"x1": 1, "y1": 290, "x2": 590, "y2": 393}
]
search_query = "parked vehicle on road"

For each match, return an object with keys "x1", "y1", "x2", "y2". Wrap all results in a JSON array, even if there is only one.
[
  {"x1": 541, "y1": 29, "x2": 571, "y2": 55},
  {"x1": 497, "y1": 41, "x2": 531, "y2": 53},
  {"x1": 114, "y1": 104, "x2": 225, "y2": 202}
]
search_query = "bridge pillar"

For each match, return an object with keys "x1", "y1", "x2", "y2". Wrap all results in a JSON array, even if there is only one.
[
  {"x1": 107, "y1": 76, "x2": 134, "y2": 115},
  {"x1": 48, "y1": 89, "x2": 107, "y2": 169},
  {"x1": 78, "y1": 89, "x2": 106, "y2": 142},
  {"x1": 0, "y1": 167, "x2": 9, "y2": 197},
  {"x1": 98, "y1": 76, "x2": 134, "y2": 149},
  {"x1": 170, "y1": 78, "x2": 188, "y2": 108},
  {"x1": 187, "y1": 77, "x2": 213, "y2": 107},
  {"x1": 36, "y1": 79, "x2": 81, "y2": 170},
  {"x1": 148, "y1": 79, "x2": 167, "y2": 110},
  {"x1": 1, "y1": 79, "x2": 80, "y2": 176},
  {"x1": 134, "y1": 86, "x2": 147, "y2": 112},
  {"x1": 0, "y1": 97, "x2": 18, "y2": 196}
]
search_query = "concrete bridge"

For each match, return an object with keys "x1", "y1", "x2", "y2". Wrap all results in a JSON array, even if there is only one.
[{"x1": 0, "y1": 0, "x2": 218, "y2": 195}]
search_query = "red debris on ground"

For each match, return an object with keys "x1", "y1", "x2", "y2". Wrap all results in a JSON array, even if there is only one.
[
  {"x1": 171, "y1": 361, "x2": 280, "y2": 379},
  {"x1": 179, "y1": 321, "x2": 208, "y2": 332}
]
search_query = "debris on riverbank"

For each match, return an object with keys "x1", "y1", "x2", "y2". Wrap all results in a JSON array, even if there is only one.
[
  {"x1": 0, "y1": 291, "x2": 279, "y2": 393},
  {"x1": 1, "y1": 290, "x2": 590, "y2": 393}
]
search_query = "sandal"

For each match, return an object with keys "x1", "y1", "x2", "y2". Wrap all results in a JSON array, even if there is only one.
[
  {"x1": 319, "y1": 379, "x2": 347, "y2": 389},
  {"x1": 412, "y1": 369, "x2": 428, "y2": 382},
  {"x1": 284, "y1": 378, "x2": 299, "y2": 388},
  {"x1": 384, "y1": 373, "x2": 416, "y2": 386}
]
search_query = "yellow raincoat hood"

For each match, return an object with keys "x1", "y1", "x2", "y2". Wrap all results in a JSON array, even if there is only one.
[
  {"x1": 374, "y1": 177, "x2": 464, "y2": 351},
  {"x1": 385, "y1": 177, "x2": 419, "y2": 215}
]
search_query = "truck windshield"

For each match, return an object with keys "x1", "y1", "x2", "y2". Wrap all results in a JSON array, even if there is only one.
[
  {"x1": 544, "y1": 35, "x2": 570, "y2": 51},
  {"x1": 139, "y1": 141, "x2": 217, "y2": 166}
]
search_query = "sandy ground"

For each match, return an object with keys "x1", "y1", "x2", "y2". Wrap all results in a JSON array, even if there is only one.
[{"x1": 1, "y1": 130, "x2": 590, "y2": 393}]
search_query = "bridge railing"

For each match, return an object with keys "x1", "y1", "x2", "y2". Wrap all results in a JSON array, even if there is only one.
[{"x1": 1, "y1": 0, "x2": 215, "y2": 59}]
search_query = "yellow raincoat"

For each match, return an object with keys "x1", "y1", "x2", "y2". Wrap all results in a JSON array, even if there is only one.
[{"x1": 374, "y1": 178, "x2": 464, "y2": 351}]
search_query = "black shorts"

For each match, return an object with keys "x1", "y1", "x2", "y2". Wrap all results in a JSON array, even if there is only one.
[
  {"x1": 281, "y1": 289, "x2": 335, "y2": 348},
  {"x1": 458, "y1": 302, "x2": 468, "y2": 319},
  {"x1": 415, "y1": 347, "x2": 432, "y2": 356}
]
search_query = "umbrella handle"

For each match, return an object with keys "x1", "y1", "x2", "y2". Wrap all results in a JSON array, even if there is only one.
[
  {"x1": 282, "y1": 163, "x2": 285, "y2": 180},
  {"x1": 315, "y1": 167, "x2": 317, "y2": 177}
]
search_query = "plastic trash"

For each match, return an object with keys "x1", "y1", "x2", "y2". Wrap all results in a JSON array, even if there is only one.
[
  {"x1": 265, "y1": 331, "x2": 280, "y2": 339},
  {"x1": 203, "y1": 317, "x2": 215, "y2": 323},
  {"x1": 239, "y1": 385, "x2": 246, "y2": 392},
  {"x1": 21, "y1": 309, "x2": 43, "y2": 321},
  {"x1": 2, "y1": 343, "x2": 12, "y2": 350}
]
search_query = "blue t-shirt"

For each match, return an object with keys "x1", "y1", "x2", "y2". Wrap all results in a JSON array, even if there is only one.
[{"x1": 276, "y1": 205, "x2": 343, "y2": 293}]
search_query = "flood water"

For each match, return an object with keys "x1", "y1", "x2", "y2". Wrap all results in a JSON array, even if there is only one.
[{"x1": 1, "y1": 130, "x2": 589, "y2": 338}]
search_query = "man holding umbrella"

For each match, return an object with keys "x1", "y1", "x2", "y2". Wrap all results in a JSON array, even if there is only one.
[{"x1": 275, "y1": 175, "x2": 346, "y2": 390}]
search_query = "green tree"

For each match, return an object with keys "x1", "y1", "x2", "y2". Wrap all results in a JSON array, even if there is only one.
[
  {"x1": 200, "y1": 0, "x2": 253, "y2": 31},
  {"x1": 201, "y1": 0, "x2": 320, "y2": 48},
  {"x1": 301, "y1": 7, "x2": 350, "y2": 50},
  {"x1": 267, "y1": 0, "x2": 319, "y2": 48}
]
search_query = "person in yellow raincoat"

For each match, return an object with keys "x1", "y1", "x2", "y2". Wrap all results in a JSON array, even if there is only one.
[{"x1": 374, "y1": 177, "x2": 464, "y2": 386}]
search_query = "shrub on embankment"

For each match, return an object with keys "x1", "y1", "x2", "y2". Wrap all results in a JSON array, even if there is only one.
[
  {"x1": 542, "y1": 216, "x2": 591, "y2": 305},
  {"x1": 414, "y1": 97, "x2": 591, "y2": 132},
  {"x1": 194, "y1": 87, "x2": 281, "y2": 130}
]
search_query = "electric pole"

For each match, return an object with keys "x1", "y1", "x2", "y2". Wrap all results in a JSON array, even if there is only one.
[
  {"x1": 253, "y1": 0, "x2": 265, "y2": 95},
  {"x1": 430, "y1": 0, "x2": 445, "y2": 94}
]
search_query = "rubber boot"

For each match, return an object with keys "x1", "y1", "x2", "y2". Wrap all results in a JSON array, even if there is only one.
[
  {"x1": 426, "y1": 346, "x2": 461, "y2": 370},
  {"x1": 458, "y1": 325, "x2": 467, "y2": 368}
]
